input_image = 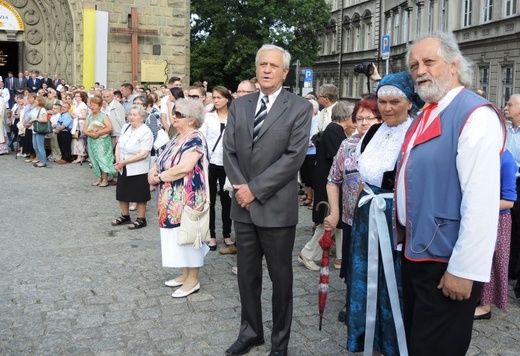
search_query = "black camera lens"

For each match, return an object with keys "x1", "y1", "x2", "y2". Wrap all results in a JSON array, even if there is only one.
[{"x1": 354, "y1": 62, "x2": 374, "y2": 76}]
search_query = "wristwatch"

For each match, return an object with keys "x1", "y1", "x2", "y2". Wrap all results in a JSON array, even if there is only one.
[{"x1": 157, "y1": 173, "x2": 164, "y2": 183}]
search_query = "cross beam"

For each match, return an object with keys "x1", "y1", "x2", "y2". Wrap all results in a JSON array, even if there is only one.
[{"x1": 110, "y1": 8, "x2": 159, "y2": 86}]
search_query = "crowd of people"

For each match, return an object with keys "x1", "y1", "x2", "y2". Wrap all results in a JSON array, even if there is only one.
[{"x1": 1, "y1": 30, "x2": 520, "y2": 356}]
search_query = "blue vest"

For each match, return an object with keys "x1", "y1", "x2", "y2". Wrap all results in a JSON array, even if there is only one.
[{"x1": 396, "y1": 89, "x2": 502, "y2": 262}]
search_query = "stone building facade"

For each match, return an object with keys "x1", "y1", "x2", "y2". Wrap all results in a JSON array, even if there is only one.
[
  {"x1": 314, "y1": 0, "x2": 520, "y2": 110},
  {"x1": 0, "y1": 0, "x2": 190, "y2": 88}
]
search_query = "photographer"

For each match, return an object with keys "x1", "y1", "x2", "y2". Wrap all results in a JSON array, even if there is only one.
[{"x1": 354, "y1": 62, "x2": 382, "y2": 94}]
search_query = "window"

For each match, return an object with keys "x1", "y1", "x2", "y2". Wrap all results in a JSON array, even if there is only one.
[
  {"x1": 342, "y1": 27, "x2": 351, "y2": 52},
  {"x1": 325, "y1": 33, "x2": 330, "y2": 54},
  {"x1": 355, "y1": 25, "x2": 361, "y2": 51},
  {"x1": 366, "y1": 23, "x2": 373, "y2": 49},
  {"x1": 479, "y1": 67, "x2": 489, "y2": 99},
  {"x1": 502, "y1": 66, "x2": 514, "y2": 110},
  {"x1": 393, "y1": 11, "x2": 400, "y2": 45},
  {"x1": 483, "y1": 0, "x2": 493, "y2": 22},
  {"x1": 402, "y1": 8, "x2": 410, "y2": 43},
  {"x1": 441, "y1": 0, "x2": 448, "y2": 31},
  {"x1": 505, "y1": 0, "x2": 517, "y2": 16},
  {"x1": 385, "y1": 13, "x2": 392, "y2": 38},
  {"x1": 463, "y1": 0, "x2": 472, "y2": 27}
]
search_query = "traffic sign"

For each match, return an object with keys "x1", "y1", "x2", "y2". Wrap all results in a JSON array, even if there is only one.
[
  {"x1": 381, "y1": 35, "x2": 390, "y2": 59},
  {"x1": 303, "y1": 69, "x2": 313, "y2": 82}
]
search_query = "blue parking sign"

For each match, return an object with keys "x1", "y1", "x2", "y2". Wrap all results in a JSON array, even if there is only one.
[
  {"x1": 303, "y1": 69, "x2": 313, "y2": 82},
  {"x1": 381, "y1": 35, "x2": 390, "y2": 59}
]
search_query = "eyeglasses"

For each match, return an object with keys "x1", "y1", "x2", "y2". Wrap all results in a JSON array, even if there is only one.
[
  {"x1": 188, "y1": 95, "x2": 200, "y2": 100},
  {"x1": 357, "y1": 116, "x2": 379, "y2": 122},
  {"x1": 236, "y1": 90, "x2": 255, "y2": 94},
  {"x1": 174, "y1": 111, "x2": 189, "y2": 118}
]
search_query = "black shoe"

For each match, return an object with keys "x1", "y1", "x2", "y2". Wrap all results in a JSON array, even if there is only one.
[
  {"x1": 269, "y1": 350, "x2": 288, "y2": 356},
  {"x1": 225, "y1": 337, "x2": 265, "y2": 356},
  {"x1": 338, "y1": 306, "x2": 347, "y2": 322},
  {"x1": 474, "y1": 311, "x2": 491, "y2": 320},
  {"x1": 514, "y1": 281, "x2": 520, "y2": 299}
]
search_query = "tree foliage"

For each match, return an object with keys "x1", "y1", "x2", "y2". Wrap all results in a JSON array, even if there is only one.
[{"x1": 190, "y1": 0, "x2": 331, "y2": 91}]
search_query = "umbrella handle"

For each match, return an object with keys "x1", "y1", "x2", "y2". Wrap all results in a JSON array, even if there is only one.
[{"x1": 315, "y1": 201, "x2": 330, "y2": 217}]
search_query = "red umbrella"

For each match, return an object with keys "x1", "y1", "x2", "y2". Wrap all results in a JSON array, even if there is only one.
[{"x1": 316, "y1": 201, "x2": 335, "y2": 330}]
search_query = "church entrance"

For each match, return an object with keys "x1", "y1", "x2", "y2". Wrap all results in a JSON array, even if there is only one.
[{"x1": 0, "y1": 41, "x2": 22, "y2": 78}]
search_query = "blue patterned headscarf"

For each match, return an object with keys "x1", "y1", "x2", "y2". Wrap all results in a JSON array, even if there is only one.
[{"x1": 376, "y1": 71, "x2": 424, "y2": 113}]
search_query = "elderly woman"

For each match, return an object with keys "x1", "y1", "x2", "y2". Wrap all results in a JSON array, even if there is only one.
[
  {"x1": 148, "y1": 98, "x2": 209, "y2": 298},
  {"x1": 324, "y1": 97, "x2": 382, "y2": 321},
  {"x1": 340, "y1": 72, "x2": 422, "y2": 356},
  {"x1": 84, "y1": 96, "x2": 116, "y2": 187},
  {"x1": 71, "y1": 90, "x2": 88, "y2": 163},
  {"x1": 111, "y1": 105, "x2": 153, "y2": 229},
  {"x1": 199, "y1": 85, "x2": 233, "y2": 251},
  {"x1": 298, "y1": 101, "x2": 355, "y2": 271}
]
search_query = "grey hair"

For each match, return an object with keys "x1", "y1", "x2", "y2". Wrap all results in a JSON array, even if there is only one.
[
  {"x1": 331, "y1": 101, "x2": 354, "y2": 123},
  {"x1": 238, "y1": 80, "x2": 257, "y2": 92},
  {"x1": 175, "y1": 98, "x2": 205, "y2": 129},
  {"x1": 255, "y1": 44, "x2": 291, "y2": 70},
  {"x1": 318, "y1": 84, "x2": 339, "y2": 102},
  {"x1": 406, "y1": 31, "x2": 474, "y2": 88},
  {"x1": 308, "y1": 99, "x2": 319, "y2": 115},
  {"x1": 510, "y1": 94, "x2": 520, "y2": 103},
  {"x1": 130, "y1": 104, "x2": 148, "y2": 122}
]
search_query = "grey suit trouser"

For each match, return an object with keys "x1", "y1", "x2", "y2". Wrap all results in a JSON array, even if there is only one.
[{"x1": 235, "y1": 221, "x2": 296, "y2": 351}]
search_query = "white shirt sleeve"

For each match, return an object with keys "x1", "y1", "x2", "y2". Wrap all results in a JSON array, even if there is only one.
[{"x1": 447, "y1": 106, "x2": 503, "y2": 282}]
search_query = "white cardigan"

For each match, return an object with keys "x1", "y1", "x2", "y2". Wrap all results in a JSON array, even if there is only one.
[{"x1": 118, "y1": 124, "x2": 154, "y2": 176}]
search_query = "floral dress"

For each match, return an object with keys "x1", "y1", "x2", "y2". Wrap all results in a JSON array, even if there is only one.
[
  {"x1": 327, "y1": 134, "x2": 362, "y2": 277},
  {"x1": 157, "y1": 130, "x2": 208, "y2": 229},
  {"x1": 87, "y1": 112, "x2": 116, "y2": 177}
]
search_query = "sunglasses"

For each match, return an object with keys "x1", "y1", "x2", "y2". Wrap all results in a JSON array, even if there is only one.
[
  {"x1": 188, "y1": 95, "x2": 200, "y2": 100},
  {"x1": 174, "y1": 111, "x2": 188, "y2": 118}
]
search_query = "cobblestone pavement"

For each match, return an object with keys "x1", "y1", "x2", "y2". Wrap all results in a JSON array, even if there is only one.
[{"x1": 1, "y1": 156, "x2": 519, "y2": 355}]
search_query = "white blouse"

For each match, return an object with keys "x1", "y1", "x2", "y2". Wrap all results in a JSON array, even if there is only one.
[
  {"x1": 357, "y1": 117, "x2": 412, "y2": 188},
  {"x1": 118, "y1": 124, "x2": 154, "y2": 176},
  {"x1": 200, "y1": 111, "x2": 226, "y2": 166}
]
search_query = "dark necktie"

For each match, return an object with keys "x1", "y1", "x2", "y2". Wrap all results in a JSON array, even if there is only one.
[{"x1": 253, "y1": 96, "x2": 268, "y2": 140}]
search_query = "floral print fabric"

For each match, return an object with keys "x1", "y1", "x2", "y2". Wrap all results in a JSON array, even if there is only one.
[{"x1": 157, "y1": 131, "x2": 208, "y2": 228}]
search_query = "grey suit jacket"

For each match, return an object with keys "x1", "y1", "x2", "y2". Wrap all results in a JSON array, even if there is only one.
[
  {"x1": 14, "y1": 77, "x2": 27, "y2": 93},
  {"x1": 223, "y1": 89, "x2": 312, "y2": 228}
]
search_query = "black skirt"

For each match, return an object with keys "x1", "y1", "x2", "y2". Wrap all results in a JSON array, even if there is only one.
[
  {"x1": 299, "y1": 154, "x2": 316, "y2": 186},
  {"x1": 116, "y1": 167, "x2": 151, "y2": 203}
]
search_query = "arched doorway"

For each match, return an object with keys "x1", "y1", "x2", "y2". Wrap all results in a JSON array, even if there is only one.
[{"x1": 0, "y1": 0, "x2": 73, "y2": 82}]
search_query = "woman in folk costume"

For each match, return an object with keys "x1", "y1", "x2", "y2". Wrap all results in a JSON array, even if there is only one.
[{"x1": 343, "y1": 71, "x2": 423, "y2": 356}]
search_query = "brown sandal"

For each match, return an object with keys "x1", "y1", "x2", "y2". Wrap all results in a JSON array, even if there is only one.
[
  {"x1": 128, "y1": 217, "x2": 147, "y2": 230},
  {"x1": 111, "y1": 214, "x2": 131, "y2": 226}
]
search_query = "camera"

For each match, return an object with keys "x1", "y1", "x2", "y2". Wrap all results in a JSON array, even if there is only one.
[{"x1": 354, "y1": 62, "x2": 374, "y2": 76}]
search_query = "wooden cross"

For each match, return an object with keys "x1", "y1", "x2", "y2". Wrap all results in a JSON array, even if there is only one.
[{"x1": 110, "y1": 8, "x2": 158, "y2": 86}]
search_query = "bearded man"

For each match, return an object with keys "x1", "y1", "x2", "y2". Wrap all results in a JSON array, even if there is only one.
[{"x1": 395, "y1": 31, "x2": 505, "y2": 355}]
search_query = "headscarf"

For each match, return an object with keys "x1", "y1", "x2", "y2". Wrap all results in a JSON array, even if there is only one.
[{"x1": 376, "y1": 71, "x2": 424, "y2": 113}]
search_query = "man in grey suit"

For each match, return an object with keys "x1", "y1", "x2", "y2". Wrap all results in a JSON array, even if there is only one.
[
  {"x1": 13, "y1": 72, "x2": 27, "y2": 94},
  {"x1": 223, "y1": 44, "x2": 312, "y2": 356}
]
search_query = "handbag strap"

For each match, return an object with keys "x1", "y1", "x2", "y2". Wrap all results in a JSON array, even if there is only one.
[{"x1": 211, "y1": 123, "x2": 226, "y2": 153}]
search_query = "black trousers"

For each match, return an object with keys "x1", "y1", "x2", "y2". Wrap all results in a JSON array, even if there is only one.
[
  {"x1": 57, "y1": 130, "x2": 72, "y2": 162},
  {"x1": 208, "y1": 163, "x2": 232, "y2": 238},
  {"x1": 235, "y1": 222, "x2": 295, "y2": 351},
  {"x1": 401, "y1": 257, "x2": 481, "y2": 356},
  {"x1": 509, "y1": 178, "x2": 520, "y2": 279},
  {"x1": 22, "y1": 128, "x2": 34, "y2": 155}
]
